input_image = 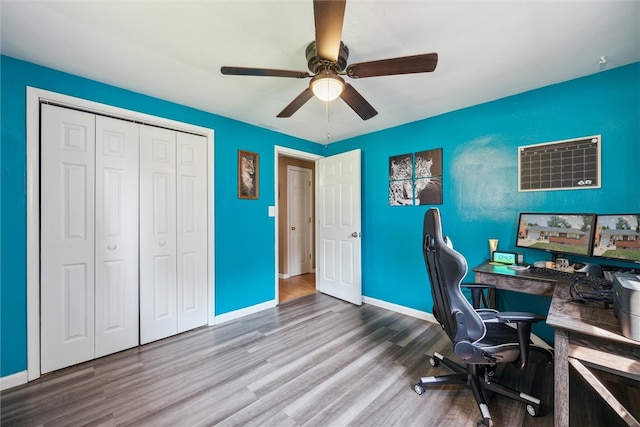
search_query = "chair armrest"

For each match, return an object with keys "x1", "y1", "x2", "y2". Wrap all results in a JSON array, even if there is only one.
[
  {"x1": 496, "y1": 311, "x2": 546, "y2": 368},
  {"x1": 496, "y1": 311, "x2": 546, "y2": 323},
  {"x1": 461, "y1": 282, "x2": 495, "y2": 309},
  {"x1": 461, "y1": 282, "x2": 495, "y2": 289}
]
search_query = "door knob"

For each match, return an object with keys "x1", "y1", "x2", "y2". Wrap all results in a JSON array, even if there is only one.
[
  {"x1": 291, "y1": 226, "x2": 296, "y2": 231},
  {"x1": 159, "y1": 240, "x2": 167, "y2": 246},
  {"x1": 351, "y1": 232, "x2": 361, "y2": 237},
  {"x1": 107, "y1": 244, "x2": 117, "y2": 250}
]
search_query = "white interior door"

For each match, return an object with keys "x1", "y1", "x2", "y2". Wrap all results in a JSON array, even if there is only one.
[
  {"x1": 176, "y1": 132, "x2": 208, "y2": 333},
  {"x1": 40, "y1": 105, "x2": 96, "y2": 373},
  {"x1": 139, "y1": 125, "x2": 178, "y2": 344},
  {"x1": 288, "y1": 166, "x2": 312, "y2": 277},
  {"x1": 317, "y1": 149, "x2": 362, "y2": 305},
  {"x1": 94, "y1": 116, "x2": 140, "y2": 357}
]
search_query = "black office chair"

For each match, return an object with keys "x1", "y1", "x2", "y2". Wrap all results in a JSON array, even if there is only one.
[{"x1": 413, "y1": 208, "x2": 553, "y2": 427}]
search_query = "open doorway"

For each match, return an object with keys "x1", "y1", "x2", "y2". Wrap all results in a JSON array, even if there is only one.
[{"x1": 275, "y1": 147, "x2": 322, "y2": 303}]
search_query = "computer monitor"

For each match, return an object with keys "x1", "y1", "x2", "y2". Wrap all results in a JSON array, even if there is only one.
[
  {"x1": 515, "y1": 213, "x2": 596, "y2": 257},
  {"x1": 592, "y1": 214, "x2": 640, "y2": 263}
]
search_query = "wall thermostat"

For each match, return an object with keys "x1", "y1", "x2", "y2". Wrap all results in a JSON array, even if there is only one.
[{"x1": 491, "y1": 251, "x2": 518, "y2": 265}]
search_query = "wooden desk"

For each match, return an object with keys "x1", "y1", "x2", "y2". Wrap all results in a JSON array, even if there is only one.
[
  {"x1": 473, "y1": 261, "x2": 640, "y2": 426},
  {"x1": 472, "y1": 261, "x2": 556, "y2": 297},
  {"x1": 547, "y1": 282, "x2": 640, "y2": 427}
]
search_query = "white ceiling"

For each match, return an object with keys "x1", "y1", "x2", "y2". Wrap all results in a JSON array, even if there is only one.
[{"x1": 2, "y1": 1, "x2": 639, "y2": 143}]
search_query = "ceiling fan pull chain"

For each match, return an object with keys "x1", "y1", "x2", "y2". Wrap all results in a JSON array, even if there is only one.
[{"x1": 325, "y1": 98, "x2": 331, "y2": 141}]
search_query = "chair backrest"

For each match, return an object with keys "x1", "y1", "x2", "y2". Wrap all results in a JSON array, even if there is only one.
[{"x1": 423, "y1": 208, "x2": 486, "y2": 346}]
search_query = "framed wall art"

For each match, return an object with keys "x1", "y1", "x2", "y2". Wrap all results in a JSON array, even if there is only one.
[
  {"x1": 388, "y1": 148, "x2": 443, "y2": 206},
  {"x1": 238, "y1": 150, "x2": 259, "y2": 199},
  {"x1": 389, "y1": 153, "x2": 414, "y2": 206},
  {"x1": 414, "y1": 148, "x2": 442, "y2": 205}
]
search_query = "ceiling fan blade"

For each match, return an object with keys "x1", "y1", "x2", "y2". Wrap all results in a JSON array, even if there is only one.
[
  {"x1": 313, "y1": 0, "x2": 346, "y2": 62},
  {"x1": 346, "y1": 53, "x2": 438, "y2": 78},
  {"x1": 277, "y1": 88, "x2": 315, "y2": 118},
  {"x1": 221, "y1": 66, "x2": 310, "y2": 79},
  {"x1": 340, "y1": 84, "x2": 378, "y2": 120}
]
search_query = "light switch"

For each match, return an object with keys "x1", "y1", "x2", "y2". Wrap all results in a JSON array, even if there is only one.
[{"x1": 268, "y1": 206, "x2": 275, "y2": 217}]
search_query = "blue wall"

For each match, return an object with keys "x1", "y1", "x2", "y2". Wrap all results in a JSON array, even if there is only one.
[
  {"x1": 2, "y1": 55, "x2": 638, "y2": 378},
  {"x1": 0, "y1": 56, "x2": 323, "y2": 377},
  {"x1": 327, "y1": 63, "x2": 640, "y2": 340}
]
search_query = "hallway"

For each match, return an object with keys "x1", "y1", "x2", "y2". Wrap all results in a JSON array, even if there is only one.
[{"x1": 279, "y1": 273, "x2": 315, "y2": 303}]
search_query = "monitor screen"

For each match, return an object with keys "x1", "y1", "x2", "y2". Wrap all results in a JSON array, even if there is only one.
[
  {"x1": 592, "y1": 214, "x2": 640, "y2": 262},
  {"x1": 515, "y1": 213, "x2": 595, "y2": 257}
]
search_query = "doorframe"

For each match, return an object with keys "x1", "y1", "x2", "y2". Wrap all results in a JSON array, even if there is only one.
[
  {"x1": 26, "y1": 87, "x2": 215, "y2": 381},
  {"x1": 273, "y1": 146, "x2": 323, "y2": 303},
  {"x1": 287, "y1": 165, "x2": 313, "y2": 277}
]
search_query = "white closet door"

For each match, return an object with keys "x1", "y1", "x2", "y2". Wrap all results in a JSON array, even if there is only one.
[
  {"x1": 140, "y1": 125, "x2": 178, "y2": 344},
  {"x1": 95, "y1": 116, "x2": 140, "y2": 357},
  {"x1": 176, "y1": 132, "x2": 208, "y2": 332},
  {"x1": 41, "y1": 105, "x2": 96, "y2": 373}
]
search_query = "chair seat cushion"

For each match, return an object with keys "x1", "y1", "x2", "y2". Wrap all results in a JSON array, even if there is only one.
[{"x1": 475, "y1": 323, "x2": 553, "y2": 363}]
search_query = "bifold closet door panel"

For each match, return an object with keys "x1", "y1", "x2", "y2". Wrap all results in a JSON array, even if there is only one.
[
  {"x1": 176, "y1": 132, "x2": 208, "y2": 332},
  {"x1": 41, "y1": 105, "x2": 96, "y2": 374},
  {"x1": 139, "y1": 125, "x2": 178, "y2": 344},
  {"x1": 95, "y1": 116, "x2": 140, "y2": 357}
]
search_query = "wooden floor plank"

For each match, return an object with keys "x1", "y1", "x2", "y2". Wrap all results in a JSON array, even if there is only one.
[{"x1": 2, "y1": 292, "x2": 561, "y2": 426}]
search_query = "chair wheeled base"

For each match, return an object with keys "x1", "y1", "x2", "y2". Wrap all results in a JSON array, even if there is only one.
[{"x1": 412, "y1": 352, "x2": 541, "y2": 427}]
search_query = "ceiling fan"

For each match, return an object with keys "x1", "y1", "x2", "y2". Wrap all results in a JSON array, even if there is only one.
[{"x1": 220, "y1": 0, "x2": 438, "y2": 120}]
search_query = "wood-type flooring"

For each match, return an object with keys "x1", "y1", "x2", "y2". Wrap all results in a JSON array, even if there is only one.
[
  {"x1": 2, "y1": 292, "x2": 633, "y2": 426},
  {"x1": 279, "y1": 273, "x2": 315, "y2": 303}
]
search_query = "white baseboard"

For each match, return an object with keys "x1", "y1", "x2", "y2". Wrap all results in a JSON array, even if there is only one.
[
  {"x1": 214, "y1": 299, "x2": 277, "y2": 325},
  {"x1": 1, "y1": 370, "x2": 28, "y2": 391},
  {"x1": 363, "y1": 296, "x2": 438, "y2": 324}
]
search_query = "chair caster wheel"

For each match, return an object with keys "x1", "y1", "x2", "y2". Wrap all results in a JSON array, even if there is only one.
[
  {"x1": 526, "y1": 403, "x2": 540, "y2": 417},
  {"x1": 429, "y1": 356, "x2": 439, "y2": 367},
  {"x1": 413, "y1": 383, "x2": 425, "y2": 395},
  {"x1": 477, "y1": 417, "x2": 493, "y2": 427},
  {"x1": 486, "y1": 366, "x2": 495, "y2": 377}
]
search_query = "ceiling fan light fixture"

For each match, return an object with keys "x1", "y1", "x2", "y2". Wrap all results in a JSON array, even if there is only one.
[{"x1": 310, "y1": 72, "x2": 345, "y2": 101}]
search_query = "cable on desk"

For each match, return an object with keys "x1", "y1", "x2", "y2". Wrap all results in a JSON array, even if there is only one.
[{"x1": 568, "y1": 277, "x2": 613, "y2": 308}]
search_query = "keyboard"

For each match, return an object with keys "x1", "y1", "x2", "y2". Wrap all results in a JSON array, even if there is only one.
[{"x1": 529, "y1": 267, "x2": 613, "y2": 289}]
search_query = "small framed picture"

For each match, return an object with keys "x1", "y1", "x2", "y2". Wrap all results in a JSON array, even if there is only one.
[{"x1": 238, "y1": 150, "x2": 259, "y2": 199}]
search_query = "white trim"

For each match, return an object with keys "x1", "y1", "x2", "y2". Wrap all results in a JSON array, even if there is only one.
[
  {"x1": 26, "y1": 88, "x2": 40, "y2": 381},
  {"x1": 273, "y1": 146, "x2": 323, "y2": 304},
  {"x1": 26, "y1": 87, "x2": 215, "y2": 380},
  {"x1": 286, "y1": 165, "x2": 313, "y2": 277},
  {"x1": 363, "y1": 296, "x2": 438, "y2": 323},
  {"x1": 0, "y1": 371, "x2": 28, "y2": 391},
  {"x1": 214, "y1": 299, "x2": 277, "y2": 325},
  {"x1": 279, "y1": 273, "x2": 291, "y2": 279},
  {"x1": 207, "y1": 130, "x2": 216, "y2": 326}
]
